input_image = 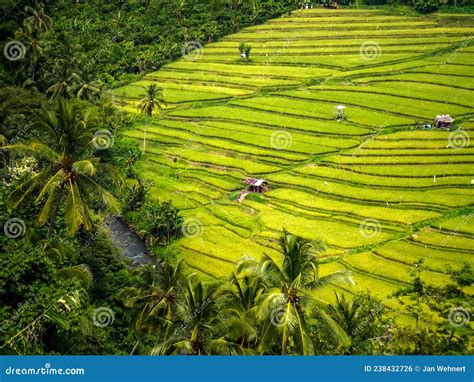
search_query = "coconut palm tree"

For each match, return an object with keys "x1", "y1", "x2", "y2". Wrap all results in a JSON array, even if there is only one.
[
  {"x1": 46, "y1": 63, "x2": 78, "y2": 99},
  {"x1": 71, "y1": 72, "x2": 102, "y2": 103},
  {"x1": 5, "y1": 98, "x2": 121, "y2": 235},
  {"x1": 160, "y1": 274, "x2": 242, "y2": 355},
  {"x1": 23, "y1": 3, "x2": 53, "y2": 37},
  {"x1": 13, "y1": 26, "x2": 47, "y2": 81},
  {"x1": 218, "y1": 273, "x2": 264, "y2": 350},
  {"x1": 138, "y1": 84, "x2": 163, "y2": 117},
  {"x1": 237, "y1": 230, "x2": 354, "y2": 355},
  {"x1": 120, "y1": 260, "x2": 184, "y2": 336},
  {"x1": 327, "y1": 292, "x2": 362, "y2": 337}
]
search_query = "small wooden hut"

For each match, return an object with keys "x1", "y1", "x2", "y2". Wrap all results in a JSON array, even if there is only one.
[
  {"x1": 244, "y1": 178, "x2": 269, "y2": 193},
  {"x1": 434, "y1": 115, "x2": 454, "y2": 129}
]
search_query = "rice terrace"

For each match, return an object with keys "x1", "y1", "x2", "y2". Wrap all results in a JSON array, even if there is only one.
[
  {"x1": 1, "y1": 0, "x2": 473, "y2": 358},
  {"x1": 112, "y1": 8, "x2": 474, "y2": 325}
]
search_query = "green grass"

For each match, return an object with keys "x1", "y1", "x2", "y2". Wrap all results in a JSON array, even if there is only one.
[
  {"x1": 344, "y1": 252, "x2": 452, "y2": 286},
  {"x1": 353, "y1": 74, "x2": 474, "y2": 90},
  {"x1": 413, "y1": 227, "x2": 474, "y2": 251},
  {"x1": 375, "y1": 240, "x2": 472, "y2": 271},
  {"x1": 170, "y1": 105, "x2": 373, "y2": 136},
  {"x1": 146, "y1": 70, "x2": 300, "y2": 88},
  {"x1": 231, "y1": 96, "x2": 414, "y2": 127},
  {"x1": 165, "y1": 61, "x2": 337, "y2": 79},
  {"x1": 340, "y1": 163, "x2": 474, "y2": 177},
  {"x1": 267, "y1": 171, "x2": 473, "y2": 208},
  {"x1": 436, "y1": 214, "x2": 474, "y2": 235},
  {"x1": 267, "y1": 187, "x2": 440, "y2": 225},
  {"x1": 282, "y1": 89, "x2": 472, "y2": 119},
  {"x1": 225, "y1": 27, "x2": 474, "y2": 41},
  {"x1": 294, "y1": 163, "x2": 473, "y2": 188},
  {"x1": 109, "y1": 84, "x2": 235, "y2": 103}
]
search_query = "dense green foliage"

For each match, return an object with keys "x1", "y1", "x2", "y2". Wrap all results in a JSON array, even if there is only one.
[
  {"x1": 411, "y1": 0, "x2": 441, "y2": 13},
  {"x1": 1, "y1": 0, "x2": 298, "y2": 88}
]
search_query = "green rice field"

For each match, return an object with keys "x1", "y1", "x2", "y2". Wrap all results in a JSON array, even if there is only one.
[{"x1": 115, "y1": 8, "x2": 474, "y2": 323}]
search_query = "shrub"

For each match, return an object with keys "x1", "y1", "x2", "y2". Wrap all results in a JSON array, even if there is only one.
[
  {"x1": 132, "y1": 201, "x2": 183, "y2": 246},
  {"x1": 411, "y1": 0, "x2": 440, "y2": 12},
  {"x1": 238, "y1": 42, "x2": 252, "y2": 61},
  {"x1": 364, "y1": 0, "x2": 389, "y2": 5}
]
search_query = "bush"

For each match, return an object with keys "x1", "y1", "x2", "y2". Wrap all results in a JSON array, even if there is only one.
[
  {"x1": 129, "y1": 201, "x2": 183, "y2": 246},
  {"x1": 238, "y1": 42, "x2": 252, "y2": 61},
  {"x1": 364, "y1": 0, "x2": 389, "y2": 5},
  {"x1": 412, "y1": 0, "x2": 440, "y2": 12}
]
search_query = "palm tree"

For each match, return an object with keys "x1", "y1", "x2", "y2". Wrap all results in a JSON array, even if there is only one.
[
  {"x1": 237, "y1": 230, "x2": 354, "y2": 355},
  {"x1": 162, "y1": 274, "x2": 241, "y2": 355},
  {"x1": 327, "y1": 292, "x2": 361, "y2": 338},
  {"x1": 71, "y1": 72, "x2": 102, "y2": 102},
  {"x1": 46, "y1": 62, "x2": 78, "y2": 99},
  {"x1": 23, "y1": 3, "x2": 53, "y2": 37},
  {"x1": 120, "y1": 261, "x2": 184, "y2": 337},
  {"x1": 223, "y1": 273, "x2": 266, "y2": 314},
  {"x1": 218, "y1": 273, "x2": 264, "y2": 350},
  {"x1": 138, "y1": 84, "x2": 163, "y2": 117},
  {"x1": 12, "y1": 3, "x2": 51, "y2": 82},
  {"x1": 5, "y1": 98, "x2": 121, "y2": 235},
  {"x1": 13, "y1": 26, "x2": 47, "y2": 81}
]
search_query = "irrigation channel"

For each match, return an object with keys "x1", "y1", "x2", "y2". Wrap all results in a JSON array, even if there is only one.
[{"x1": 107, "y1": 218, "x2": 154, "y2": 266}]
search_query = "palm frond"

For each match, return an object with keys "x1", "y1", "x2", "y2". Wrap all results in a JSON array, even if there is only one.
[
  {"x1": 313, "y1": 308, "x2": 351, "y2": 348},
  {"x1": 307, "y1": 270, "x2": 354, "y2": 290},
  {"x1": 64, "y1": 179, "x2": 89, "y2": 233},
  {"x1": 5, "y1": 140, "x2": 59, "y2": 162},
  {"x1": 72, "y1": 159, "x2": 98, "y2": 176},
  {"x1": 57, "y1": 264, "x2": 93, "y2": 288}
]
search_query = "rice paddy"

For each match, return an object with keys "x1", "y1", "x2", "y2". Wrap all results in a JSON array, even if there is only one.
[{"x1": 115, "y1": 8, "x2": 474, "y2": 323}]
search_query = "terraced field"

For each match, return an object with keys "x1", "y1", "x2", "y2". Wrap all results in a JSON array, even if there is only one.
[{"x1": 114, "y1": 8, "x2": 474, "y2": 322}]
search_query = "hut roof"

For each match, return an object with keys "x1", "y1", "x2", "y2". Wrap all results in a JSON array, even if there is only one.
[
  {"x1": 435, "y1": 114, "x2": 454, "y2": 123},
  {"x1": 245, "y1": 178, "x2": 267, "y2": 187}
]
